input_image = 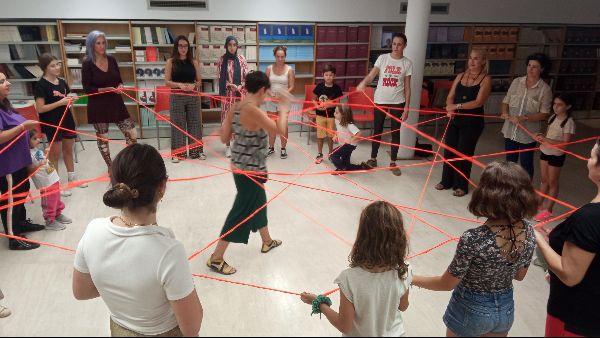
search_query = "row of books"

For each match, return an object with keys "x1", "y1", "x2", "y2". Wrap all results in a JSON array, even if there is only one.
[
  {"x1": 516, "y1": 45, "x2": 561, "y2": 59},
  {"x1": 471, "y1": 44, "x2": 516, "y2": 59},
  {"x1": 0, "y1": 44, "x2": 40, "y2": 61},
  {"x1": 556, "y1": 77, "x2": 597, "y2": 91},
  {"x1": 315, "y1": 61, "x2": 367, "y2": 77},
  {"x1": 426, "y1": 44, "x2": 468, "y2": 59},
  {"x1": 427, "y1": 26, "x2": 466, "y2": 42},
  {"x1": 136, "y1": 67, "x2": 166, "y2": 79},
  {"x1": 259, "y1": 45, "x2": 314, "y2": 61},
  {"x1": 565, "y1": 27, "x2": 600, "y2": 43},
  {"x1": 70, "y1": 68, "x2": 82, "y2": 85},
  {"x1": 562, "y1": 47, "x2": 600, "y2": 58},
  {"x1": 316, "y1": 44, "x2": 369, "y2": 60},
  {"x1": 196, "y1": 25, "x2": 257, "y2": 44},
  {"x1": 424, "y1": 61, "x2": 457, "y2": 76},
  {"x1": 258, "y1": 24, "x2": 314, "y2": 42},
  {"x1": 132, "y1": 26, "x2": 175, "y2": 45},
  {"x1": 0, "y1": 25, "x2": 57, "y2": 42},
  {"x1": 519, "y1": 28, "x2": 563, "y2": 44},
  {"x1": 471, "y1": 27, "x2": 519, "y2": 43},
  {"x1": 316, "y1": 26, "x2": 370, "y2": 43},
  {"x1": 559, "y1": 60, "x2": 598, "y2": 74}
]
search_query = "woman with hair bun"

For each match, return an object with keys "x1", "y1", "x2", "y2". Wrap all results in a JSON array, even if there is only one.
[{"x1": 72, "y1": 143, "x2": 202, "y2": 337}]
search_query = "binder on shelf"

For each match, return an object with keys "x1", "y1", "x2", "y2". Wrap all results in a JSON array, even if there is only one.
[
  {"x1": 448, "y1": 27, "x2": 464, "y2": 42},
  {"x1": 146, "y1": 47, "x2": 158, "y2": 62},
  {"x1": 492, "y1": 27, "x2": 501, "y2": 41},
  {"x1": 144, "y1": 27, "x2": 153, "y2": 44},
  {"x1": 245, "y1": 26, "x2": 257, "y2": 43},
  {"x1": 347, "y1": 26, "x2": 358, "y2": 42},
  {"x1": 133, "y1": 27, "x2": 142, "y2": 45},
  {"x1": 287, "y1": 25, "x2": 300, "y2": 41},
  {"x1": 326, "y1": 26, "x2": 337, "y2": 43},
  {"x1": 357, "y1": 44, "x2": 368, "y2": 58},
  {"x1": 233, "y1": 26, "x2": 245, "y2": 43},
  {"x1": 150, "y1": 27, "x2": 159, "y2": 45},
  {"x1": 334, "y1": 45, "x2": 346, "y2": 59},
  {"x1": 272, "y1": 25, "x2": 286, "y2": 42},
  {"x1": 17, "y1": 26, "x2": 42, "y2": 42},
  {"x1": 197, "y1": 25, "x2": 209, "y2": 43},
  {"x1": 428, "y1": 27, "x2": 437, "y2": 42},
  {"x1": 337, "y1": 26, "x2": 347, "y2": 42},
  {"x1": 436, "y1": 26, "x2": 448, "y2": 42},
  {"x1": 334, "y1": 61, "x2": 345, "y2": 76},
  {"x1": 299, "y1": 25, "x2": 314, "y2": 41},
  {"x1": 259, "y1": 24, "x2": 271, "y2": 41},
  {"x1": 155, "y1": 27, "x2": 165, "y2": 45},
  {"x1": 317, "y1": 26, "x2": 327, "y2": 43},
  {"x1": 357, "y1": 26, "x2": 369, "y2": 42}
]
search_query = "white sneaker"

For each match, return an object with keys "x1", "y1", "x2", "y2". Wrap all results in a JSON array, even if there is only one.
[
  {"x1": 45, "y1": 220, "x2": 66, "y2": 231},
  {"x1": 56, "y1": 214, "x2": 72, "y2": 224},
  {"x1": 0, "y1": 305, "x2": 11, "y2": 318},
  {"x1": 60, "y1": 189, "x2": 72, "y2": 197},
  {"x1": 68, "y1": 173, "x2": 88, "y2": 188},
  {"x1": 225, "y1": 146, "x2": 232, "y2": 158}
]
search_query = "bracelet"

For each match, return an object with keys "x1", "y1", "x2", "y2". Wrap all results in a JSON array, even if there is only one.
[
  {"x1": 311, "y1": 295, "x2": 332, "y2": 318},
  {"x1": 456, "y1": 103, "x2": 462, "y2": 110}
]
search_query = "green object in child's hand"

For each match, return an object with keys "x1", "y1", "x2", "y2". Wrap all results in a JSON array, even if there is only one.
[{"x1": 311, "y1": 295, "x2": 332, "y2": 318}]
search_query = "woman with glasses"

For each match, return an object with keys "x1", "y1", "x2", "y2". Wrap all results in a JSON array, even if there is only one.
[{"x1": 165, "y1": 35, "x2": 204, "y2": 163}]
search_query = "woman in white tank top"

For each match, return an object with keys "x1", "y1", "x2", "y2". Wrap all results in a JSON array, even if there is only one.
[{"x1": 265, "y1": 46, "x2": 295, "y2": 159}]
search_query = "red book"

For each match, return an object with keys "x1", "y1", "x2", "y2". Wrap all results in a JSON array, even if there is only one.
[{"x1": 146, "y1": 47, "x2": 158, "y2": 62}]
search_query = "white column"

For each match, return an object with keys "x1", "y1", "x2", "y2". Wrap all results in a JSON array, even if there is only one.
[{"x1": 398, "y1": 0, "x2": 431, "y2": 159}]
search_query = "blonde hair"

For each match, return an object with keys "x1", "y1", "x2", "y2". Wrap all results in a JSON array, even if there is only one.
[{"x1": 469, "y1": 48, "x2": 488, "y2": 74}]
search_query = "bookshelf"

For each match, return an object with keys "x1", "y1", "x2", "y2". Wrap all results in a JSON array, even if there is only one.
[
  {"x1": 258, "y1": 22, "x2": 315, "y2": 96},
  {"x1": 194, "y1": 22, "x2": 258, "y2": 122},
  {"x1": 314, "y1": 24, "x2": 371, "y2": 91},
  {"x1": 0, "y1": 21, "x2": 60, "y2": 101},
  {"x1": 58, "y1": 20, "x2": 140, "y2": 133}
]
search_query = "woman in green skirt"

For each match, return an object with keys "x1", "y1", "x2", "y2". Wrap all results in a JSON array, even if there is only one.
[{"x1": 207, "y1": 71, "x2": 290, "y2": 275}]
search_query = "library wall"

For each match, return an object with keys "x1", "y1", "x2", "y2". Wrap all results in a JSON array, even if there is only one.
[{"x1": 1, "y1": 0, "x2": 600, "y2": 24}]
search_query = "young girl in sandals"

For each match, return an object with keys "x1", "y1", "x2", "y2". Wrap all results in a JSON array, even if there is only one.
[
  {"x1": 207, "y1": 70, "x2": 290, "y2": 275},
  {"x1": 534, "y1": 93, "x2": 576, "y2": 225},
  {"x1": 300, "y1": 201, "x2": 412, "y2": 336}
]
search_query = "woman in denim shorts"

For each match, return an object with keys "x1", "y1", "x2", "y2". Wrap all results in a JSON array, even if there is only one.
[{"x1": 413, "y1": 161, "x2": 537, "y2": 337}]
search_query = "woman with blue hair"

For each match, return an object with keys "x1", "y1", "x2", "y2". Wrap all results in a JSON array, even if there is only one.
[{"x1": 82, "y1": 30, "x2": 137, "y2": 170}]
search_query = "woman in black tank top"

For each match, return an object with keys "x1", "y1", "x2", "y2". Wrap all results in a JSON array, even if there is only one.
[
  {"x1": 165, "y1": 35, "x2": 204, "y2": 162},
  {"x1": 435, "y1": 49, "x2": 492, "y2": 197}
]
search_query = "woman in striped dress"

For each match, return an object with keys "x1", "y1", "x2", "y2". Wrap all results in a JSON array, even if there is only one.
[
  {"x1": 217, "y1": 36, "x2": 249, "y2": 158},
  {"x1": 207, "y1": 71, "x2": 290, "y2": 275}
]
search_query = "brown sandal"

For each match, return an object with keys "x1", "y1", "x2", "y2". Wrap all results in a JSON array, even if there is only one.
[
  {"x1": 453, "y1": 189, "x2": 467, "y2": 197},
  {"x1": 261, "y1": 239, "x2": 282, "y2": 253},
  {"x1": 206, "y1": 258, "x2": 237, "y2": 275},
  {"x1": 435, "y1": 183, "x2": 447, "y2": 190}
]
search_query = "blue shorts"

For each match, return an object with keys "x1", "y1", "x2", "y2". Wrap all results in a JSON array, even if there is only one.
[{"x1": 444, "y1": 286, "x2": 514, "y2": 337}]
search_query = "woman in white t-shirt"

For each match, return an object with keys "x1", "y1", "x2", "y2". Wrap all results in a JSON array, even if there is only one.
[
  {"x1": 357, "y1": 32, "x2": 412, "y2": 176},
  {"x1": 72, "y1": 144, "x2": 202, "y2": 337},
  {"x1": 534, "y1": 94, "x2": 576, "y2": 224},
  {"x1": 301, "y1": 201, "x2": 411, "y2": 336}
]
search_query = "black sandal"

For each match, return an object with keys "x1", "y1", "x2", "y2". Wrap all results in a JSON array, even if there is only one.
[
  {"x1": 206, "y1": 258, "x2": 237, "y2": 275},
  {"x1": 261, "y1": 239, "x2": 282, "y2": 253}
]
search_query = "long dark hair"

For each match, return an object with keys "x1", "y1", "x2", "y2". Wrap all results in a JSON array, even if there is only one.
[
  {"x1": 0, "y1": 72, "x2": 13, "y2": 112},
  {"x1": 349, "y1": 201, "x2": 409, "y2": 278},
  {"x1": 171, "y1": 35, "x2": 194, "y2": 64},
  {"x1": 548, "y1": 93, "x2": 574, "y2": 129},
  {"x1": 103, "y1": 144, "x2": 168, "y2": 212}
]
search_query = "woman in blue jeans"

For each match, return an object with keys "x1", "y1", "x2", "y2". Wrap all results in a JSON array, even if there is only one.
[
  {"x1": 413, "y1": 161, "x2": 537, "y2": 337},
  {"x1": 500, "y1": 53, "x2": 552, "y2": 179}
]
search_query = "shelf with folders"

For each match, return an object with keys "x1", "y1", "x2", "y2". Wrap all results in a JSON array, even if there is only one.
[
  {"x1": 0, "y1": 21, "x2": 60, "y2": 103},
  {"x1": 131, "y1": 21, "x2": 197, "y2": 112},
  {"x1": 58, "y1": 20, "x2": 140, "y2": 130},
  {"x1": 195, "y1": 22, "x2": 258, "y2": 113},
  {"x1": 314, "y1": 24, "x2": 370, "y2": 91},
  {"x1": 257, "y1": 22, "x2": 315, "y2": 96}
]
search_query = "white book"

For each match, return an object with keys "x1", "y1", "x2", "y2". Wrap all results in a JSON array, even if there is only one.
[
  {"x1": 0, "y1": 45, "x2": 11, "y2": 61},
  {"x1": 9, "y1": 26, "x2": 21, "y2": 42},
  {"x1": 144, "y1": 27, "x2": 153, "y2": 44},
  {"x1": 25, "y1": 65, "x2": 43, "y2": 78}
]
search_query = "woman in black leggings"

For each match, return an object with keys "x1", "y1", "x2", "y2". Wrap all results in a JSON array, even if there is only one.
[{"x1": 436, "y1": 49, "x2": 492, "y2": 197}]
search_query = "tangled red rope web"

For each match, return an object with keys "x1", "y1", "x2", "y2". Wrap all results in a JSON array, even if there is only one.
[{"x1": 0, "y1": 86, "x2": 597, "y2": 298}]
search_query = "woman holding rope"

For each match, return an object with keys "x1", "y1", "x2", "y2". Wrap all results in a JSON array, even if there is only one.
[
  {"x1": 207, "y1": 71, "x2": 289, "y2": 275},
  {"x1": 0, "y1": 71, "x2": 42, "y2": 250},
  {"x1": 435, "y1": 48, "x2": 492, "y2": 197}
]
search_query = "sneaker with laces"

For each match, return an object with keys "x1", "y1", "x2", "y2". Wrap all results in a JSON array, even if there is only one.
[
  {"x1": 60, "y1": 189, "x2": 72, "y2": 197},
  {"x1": 315, "y1": 153, "x2": 323, "y2": 164},
  {"x1": 56, "y1": 214, "x2": 72, "y2": 224},
  {"x1": 45, "y1": 220, "x2": 66, "y2": 231},
  {"x1": 8, "y1": 237, "x2": 40, "y2": 250},
  {"x1": 198, "y1": 152, "x2": 207, "y2": 160},
  {"x1": 171, "y1": 157, "x2": 180, "y2": 164},
  {"x1": 364, "y1": 158, "x2": 377, "y2": 169},
  {"x1": 266, "y1": 147, "x2": 275, "y2": 157},
  {"x1": 534, "y1": 209, "x2": 553, "y2": 222},
  {"x1": 280, "y1": 148, "x2": 288, "y2": 159},
  {"x1": 0, "y1": 305, "x2": 11, "y2": 318},
  {"x1": 68, "y1": 173, "x2": 88, "y2": 188},
  {"x1": 390, "y1": 162, "x2": 402, "y2": 176},
  {"x1": 225, "y1": 146, "x2": 232, "y2": 158}
]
